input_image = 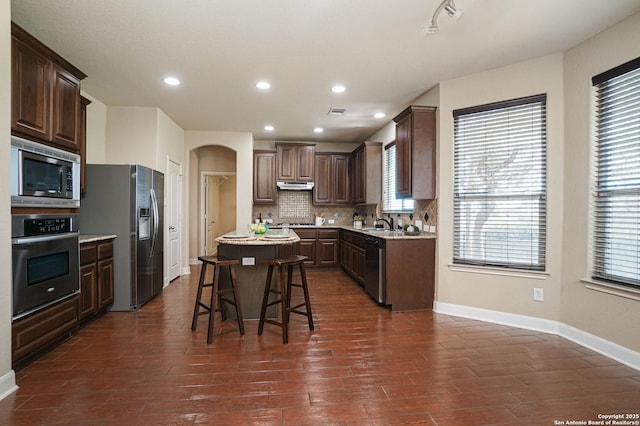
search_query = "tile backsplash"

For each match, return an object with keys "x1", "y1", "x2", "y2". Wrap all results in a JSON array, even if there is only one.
[{"x1": 252, "y1": 191, "x2": 438, "y2": 229}]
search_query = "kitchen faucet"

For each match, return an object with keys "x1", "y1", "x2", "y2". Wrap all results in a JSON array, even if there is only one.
[{"x1": 376, "y1": 217, "x2": 394, "y2": 230}]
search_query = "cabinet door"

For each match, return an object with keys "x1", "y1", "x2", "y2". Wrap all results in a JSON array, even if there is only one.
[
  {"x1": 98, "y1": 258, "x2": 114, "y2": 309},
  {"x1": 395, "y1": 115, "x2": 412, "y2": 198},
  {"x1": 277, "y1": 145, "x2": 297, "y2": 181},
  {"x1": 313, "y1": 154, "x2": 332, "y2": 205},
  {"x1": 298, "y1": 240, "x2": 316, "y2": 266},
  {"x1": 78, "y1": 263, "x2": 98, "y2": 321},
  {"x1": 355, "y1": 247, "x2": 367, "y2": 283},
  {"x1": 11, "y1": 35, "x2": 51, "y2": 141},
  {"x1": 332, "y1": 155, "x2": 350, "y2": 204},
  {"x1": 351, "y1": 148, "x2": 366, "y2": 204},
  {"x1": 254, "y1": 151, "x2": 277, "y2": 204},
  {"x1": 51, "y1": 64, "x2": 81, "y2": 150},
  {"x1": 317, "y1": 239, "x2": 339, "y2": 266},
  {"x1": 296, "y1": 145, "x2": 315, "y2": 181}
]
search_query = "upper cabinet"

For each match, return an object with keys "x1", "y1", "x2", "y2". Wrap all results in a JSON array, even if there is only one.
[
  {"x1": 11, "y1": 22, "x2": 86, "y2": 152},
  {"x1": 313, "y1": 153, "x2": 350, "y2": 205},
  {"x1": 351, "y1": 141, "x2": 382, "y2": 205},
  {"x1": 393, "y1": 105, "x2": 436, "y2": 200},
  {"x1": 253, "y1": 150, "x2": 277, "y2": 204},
  {"x1": 276, "y1": 143, "x2": 315, "y2": 182}
]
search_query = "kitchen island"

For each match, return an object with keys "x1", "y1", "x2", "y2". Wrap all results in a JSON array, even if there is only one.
[{"x1": 214, "y1": 230, "x2": 300, "y2": 320}]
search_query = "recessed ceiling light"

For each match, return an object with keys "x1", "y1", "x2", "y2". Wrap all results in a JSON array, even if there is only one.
[
  {"x1": 256, "y1": 81, "x2": 271, "y2": 90},
  {"x1": 331, "y1": 85, "x2": 346, "y2": 94},
  {"x1": 264, "y1": 125, "x2": 274, "y2": 131},
  {"x1": 313, "y1": 127, "x2": 324, "y2": 133},
  {"x1": 374, "y1": 112, "x2": 386, "y2": 119},
  {"x1": 163, "y1": 77, "x2": 180, "y2": 86}
]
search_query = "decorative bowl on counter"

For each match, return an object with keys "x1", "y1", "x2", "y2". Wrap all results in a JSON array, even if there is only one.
[
  {"x1": 403, "y1": 224, "x2": 421, "y2": 236},
  {"x1": 250, "y1": 223, "x2": 269, "y2": 235}
]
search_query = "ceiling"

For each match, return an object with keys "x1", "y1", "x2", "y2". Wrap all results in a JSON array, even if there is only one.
[{"x1": 10, "y1": 0, "x2": 640, "y2": 143}]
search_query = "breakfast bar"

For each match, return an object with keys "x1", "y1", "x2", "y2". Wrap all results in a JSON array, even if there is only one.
[{"x1": 214, "y1": 230, "x2": 300, "y2": 319}]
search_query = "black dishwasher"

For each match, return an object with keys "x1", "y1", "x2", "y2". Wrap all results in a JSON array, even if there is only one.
[{"x1": 364, "y1": 236, "x2": 385, "y2": 303}]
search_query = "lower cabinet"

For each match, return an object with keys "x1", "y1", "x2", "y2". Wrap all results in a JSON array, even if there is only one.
[
  {"x1": 79, "y1": 239, "x2": 115, "y2": 322},
  {"x1": 12, "y1": 296, "x2": 79, "y2": 369},
  {"x1": 339, "y1": 230, "x2": 366, "y2": 285},
  {"x1": 276, "y1": 228, "x2": 339, "y2": 267},
  {"x1": 339, "y1": 229, "x2": 436, "y2": 311},
  {"x1": 12, "y1": 237, "x2": 115, "y2": 369}
]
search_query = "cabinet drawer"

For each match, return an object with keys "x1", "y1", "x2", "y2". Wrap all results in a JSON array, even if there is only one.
[
  {"x1": 293, "y1": 228, "x2": 316, "y2": 239},
  {"x1": 12, "y1": 296, "x2": 78, "y2": 367},
  {"x1": 80, "y1": 243, "x2": 97, "y2": 265},
  {"x1": 318, "y1": 229, "x2": 339, "y2": 239},
  {"x1": 97, "y1": 241, "x2": 113, "y2": 260}
]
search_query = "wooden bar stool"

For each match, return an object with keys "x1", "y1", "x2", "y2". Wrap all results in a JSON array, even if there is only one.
[
  {"x1": 191, "y1": 255, "x2": 245, "y2": 344},
  {"x1": 258, "y1": 255, "x2": 314, "y2": 344}
]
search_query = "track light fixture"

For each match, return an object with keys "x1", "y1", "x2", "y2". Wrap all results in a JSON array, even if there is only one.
[{"x1": 423, "y1": 0, "x2": 462, "y2": 34}]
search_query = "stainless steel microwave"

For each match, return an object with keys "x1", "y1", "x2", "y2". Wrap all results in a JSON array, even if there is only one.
[{"x1": 10, "y1": 135, "x2": 80, "y2": 208}]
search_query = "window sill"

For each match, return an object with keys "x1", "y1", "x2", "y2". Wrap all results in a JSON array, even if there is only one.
[
  {"x1": 448, "y1": 263, "x2": 549, "y2": 280},
  {"x1": 581, "y1": 279, "x2": 640, "y2": 301}
]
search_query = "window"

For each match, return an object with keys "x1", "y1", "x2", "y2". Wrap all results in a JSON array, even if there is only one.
[
  {"x1": 453, "y1": 95, "x2": 547, "y2": 271},
  {"x1": 592, "y1": 57, "x2": 640, "y2": 289},
  {"x1": 383, "y1": 142, "x2": 414, "y2": 212}
]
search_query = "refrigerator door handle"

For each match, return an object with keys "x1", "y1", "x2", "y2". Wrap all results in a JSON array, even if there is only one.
[{"x1": 150, "y1": 188, "x2": 159, "y2": 257}]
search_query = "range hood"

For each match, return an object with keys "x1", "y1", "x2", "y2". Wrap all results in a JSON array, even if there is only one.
[{"x1": 277, "y1": 181, "x2": 314, "y2": 190}]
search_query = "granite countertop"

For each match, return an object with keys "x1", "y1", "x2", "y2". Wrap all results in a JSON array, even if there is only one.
[
  {"x1": 270, "y1": 224, "x2": 437, "y2": 240},
  {"x1": 79, "y1": 234, "x2": 117, "y2": 244},
  {"x1": 215, "y1": 230, "x2": 300, "y2": 246}
]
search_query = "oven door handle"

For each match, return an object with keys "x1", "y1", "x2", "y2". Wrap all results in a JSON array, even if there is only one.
[{"x1": 12, "y1": 232, "x2": 79, "y2": 245}]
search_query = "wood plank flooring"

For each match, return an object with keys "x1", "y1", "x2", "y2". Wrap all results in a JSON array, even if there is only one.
[{"x1": 1, "y1": 267, "x2": 639, "y2": 425}]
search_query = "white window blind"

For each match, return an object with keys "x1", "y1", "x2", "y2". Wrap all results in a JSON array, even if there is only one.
[
  {"x1": 383, "y1": 143, "x2": 414, "y2": 212},
  {"x1": 592, "y1": 57, "x2": 640, "y2": 289},
  {"x1": 453, "y1": 95, "x2": 547, "y2": 271}
]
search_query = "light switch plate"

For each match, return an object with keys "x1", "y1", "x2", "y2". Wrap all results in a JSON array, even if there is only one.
[
  {"x1": 415, "y1": 220, "x2": 423, "y2": 229},
  {"x1": 533, "y1": 288, "x2": 544, "y2": 301},
  {"x1": 328, "y1": 219, "x2": 335, "y2": 224},
  {"x1": 242, "y1": 257, "x2": 255, "y2": 266},
  {"x1": 428, "y1": 226, "x2": 436, "y2": 233}
]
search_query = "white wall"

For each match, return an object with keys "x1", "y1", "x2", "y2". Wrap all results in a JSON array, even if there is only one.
[
  {"x1": 561, "y1": 12, "x2": 640, "y2": 352},
  {"x1": 434, "y1": 54, "x2": 566, "y2": 322},
  {"x1": 0, "y1": 0, "x2": 18, "y2": 399},
  {"x1": 183, "y1": 131, "x2": 253, "y2": 265},
  {"x1": 106, "y1": 106, "x2": 158, "y2": 168}
]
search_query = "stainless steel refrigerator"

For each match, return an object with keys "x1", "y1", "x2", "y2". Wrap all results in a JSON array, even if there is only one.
[{"x1": 79, "y1": 164, "x2": 164, "y2": 311}]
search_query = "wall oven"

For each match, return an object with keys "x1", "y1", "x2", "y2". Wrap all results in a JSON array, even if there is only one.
[
  {"x1": 12, "y1": 214, "x2": 80, "y2": 320},
  {"x1": 10, "y1": 135, "x2": 80, "y2": 208}
]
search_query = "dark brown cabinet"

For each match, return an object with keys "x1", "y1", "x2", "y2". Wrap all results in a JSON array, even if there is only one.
[
  {"x1": 276, "y1": 143, "x2": 315, "y2": 182},
  {"x1": 350, "y1": 141, "x2": 382, "y2": 205},
  {"x1": 253, "y1": 150, "x2": 277, "y2": 204},
  {"x1": 393, "y1": 105, "x2": 436, "y2": 200},
  {"x1": 79, "y1": 96, "x2": 91, "y2": 195},
  {"x1": 278, "y1": 228, "x2": 339, "y2": 267},
  {"x1": 79, "y1": 239, "x2": 114, "y2": 322},
  {"x1": 313, "y1": 153, "x2": 350, "y2": 205},
  {"x1": 12, "y1": 296, "x2": 78, "y2": 369},
  {"x1": 11, "y1": 22, "x2": 86, "y2": 152},
  {"x1": 339, "y1": 230, "x2": 366, "y2": 285}
]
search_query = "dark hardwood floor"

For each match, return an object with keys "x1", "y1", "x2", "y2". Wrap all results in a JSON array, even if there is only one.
[{"x1": 1, "y1": 267, "x2": 639, "y2": 425}]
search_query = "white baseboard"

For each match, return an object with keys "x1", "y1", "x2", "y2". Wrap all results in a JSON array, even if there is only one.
[
  {"x1": 434, "y1": 301, "x2": 640, "y2": 371},
  {"x1": 0, "y1": 370, "x2": 18, "y2": 402},
  {"x1": 181, "y1": 266, "x2": 192, "y2": 275}
]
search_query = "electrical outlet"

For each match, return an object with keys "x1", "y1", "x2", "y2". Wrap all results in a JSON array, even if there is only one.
[
  {"x1": 328, "y1": 219, "x2": 335, "y2": 224},
  {"x1": 242, "y1": 257, "x2": 255, "y2": 266},
  {"x1": 533, "y1": 288, "x2": 544, "y2": 301},
  {"x1": 415, "y1": 220, "x2": 423, "y2": 229},
  {"x1": 428, "y1": 225, "x2": 436, "y2": 233}
]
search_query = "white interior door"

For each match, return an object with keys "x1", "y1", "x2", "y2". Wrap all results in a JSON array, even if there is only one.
[
  {"x1": 205, "y1": 175, "x2": 221, "y2": 256},
  {"x1": 167, "y1": 159, "x2": 182, "y2": 281}
]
